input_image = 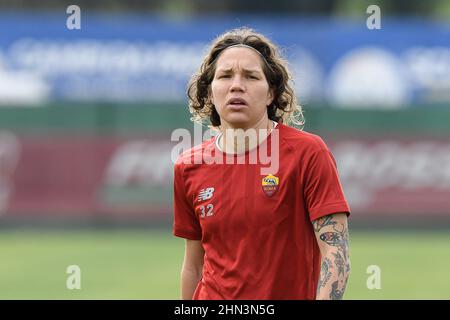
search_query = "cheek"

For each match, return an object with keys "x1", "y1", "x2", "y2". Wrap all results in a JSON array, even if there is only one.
[
  {"x1": 256, "y1": 85, "x2": 272, "y2": 105},
  {"x1": 211, "y1": 82, "x2": 228, "y2": 106},
  {"x1": 210, "y1": 82, "x2": 221, "y2": 100}
]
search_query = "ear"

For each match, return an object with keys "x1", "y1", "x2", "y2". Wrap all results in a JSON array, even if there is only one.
[
  {"x1": 208, "y1": 86, "x2": 214, "y2": 105},
  {"x1": 266, "y1": 87, "x2": 275, "y2": 106}
]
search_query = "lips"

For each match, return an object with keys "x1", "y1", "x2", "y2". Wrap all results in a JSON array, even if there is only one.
[{"x1": 226, "y1": 97, "x2": 248, "y2": 109}]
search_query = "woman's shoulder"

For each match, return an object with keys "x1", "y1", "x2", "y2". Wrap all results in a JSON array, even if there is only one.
[
  {"x1": 278, "y1": 123, "x2": 329, "y2": 152},
  {"x1": 174, "y1": 137, "x2": 216, "y2": 167}
]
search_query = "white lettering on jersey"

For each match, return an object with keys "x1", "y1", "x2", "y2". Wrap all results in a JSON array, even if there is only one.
[
  {"x1": 197, "y1": 187, "x2": 215, "y2": 202},
  {"x1": 199, "y1": 204, "x2": 214, "y2": 218}
]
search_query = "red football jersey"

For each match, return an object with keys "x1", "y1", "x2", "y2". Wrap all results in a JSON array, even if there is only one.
[{"x1": 173, "y1": 122, "x2": 350, "y2": 300}]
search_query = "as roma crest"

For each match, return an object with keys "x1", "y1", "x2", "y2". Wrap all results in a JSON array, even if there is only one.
[{"x1": 262, "y1": 174, "x2": 279, "y2": 197}]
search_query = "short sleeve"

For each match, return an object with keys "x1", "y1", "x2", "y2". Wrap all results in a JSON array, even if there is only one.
[
  {"x1": 303, "y1": 145, "x2": 351, "y2": 222},
  {"x1": 173, "y1": 162, "x2": 202, "y2": 240}
]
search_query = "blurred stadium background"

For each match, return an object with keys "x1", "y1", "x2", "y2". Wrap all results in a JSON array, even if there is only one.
[{"x1": 0, "y1": 0, "x2": 450, "y2": 299}]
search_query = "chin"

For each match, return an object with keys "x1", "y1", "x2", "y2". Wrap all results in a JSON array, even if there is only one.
[{"x1": 223, "y1": 115, "x2": 252, "y2": 128}]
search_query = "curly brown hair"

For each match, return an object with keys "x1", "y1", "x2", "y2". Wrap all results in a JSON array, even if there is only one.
[{"x1": 187, "y1": 27, "x2": 304, "y2": 129}]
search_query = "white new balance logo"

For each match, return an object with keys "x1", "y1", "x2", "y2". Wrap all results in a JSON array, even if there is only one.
[{"x1": 197, "y1": 187, "x2": 215, "y2": 202}]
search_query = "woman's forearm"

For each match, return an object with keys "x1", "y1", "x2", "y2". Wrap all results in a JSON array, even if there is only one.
[
  {"x1": 316, "y1": 249, "x2": 350, "y2": 299},
  {"x1": 312, "y1": 213, "x2": 351, "y2": 300},
  {"x1": 181, "y1": 267, "x2": 202, "y2": 300}
]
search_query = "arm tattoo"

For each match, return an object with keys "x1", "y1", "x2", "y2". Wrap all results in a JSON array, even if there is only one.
[
  {"x1": 332, "y1": 252, "x2": 345, "y2": 277},
  {"x1": 312, "y1": 215, "x2": 337, "y2": 233},
  {"x1": 317, "y1": 257, "x2": 332, "y2": 289},
  {"x1": 318, "y1": 223, "x2": 349, "y2": 259},
  {"x1": 314, "y1": 214, "x2": 350, "y2": 300},
  {"x1": 319, "y1": 232, "x2": 344, "y2": 246},
  {"x1": 330, "y1": 281, "x2": 344, "y2": 300}
]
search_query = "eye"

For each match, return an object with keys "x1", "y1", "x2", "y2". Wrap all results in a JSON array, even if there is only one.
[
  {"x1": 217, "y1": 74, "x2": 231, "y2": 79},
  {"x1": 248, "y1": 75, "x2": 259, "y2": 80}
]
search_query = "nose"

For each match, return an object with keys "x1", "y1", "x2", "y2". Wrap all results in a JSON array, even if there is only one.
[{"x1": 230, "y1": 75, "x2": 245, "y2": 92}]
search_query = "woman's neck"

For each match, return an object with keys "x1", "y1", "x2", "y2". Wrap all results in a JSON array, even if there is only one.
[{"x1": 219, "y1": 118, "x2": 275, "y2": 154}]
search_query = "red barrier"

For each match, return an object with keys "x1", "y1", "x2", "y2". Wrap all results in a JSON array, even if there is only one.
[
  {"x1": 328, "y1": 137, "x2": 450, "y2": 217},
  {"x1": 4, "y1": 134, "x2": 173, "y2": 219},
  {"x1": 2, "y1": 132, "x2": 450, "y2": 220}
]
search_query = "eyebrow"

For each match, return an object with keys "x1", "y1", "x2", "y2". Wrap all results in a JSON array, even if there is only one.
[{"x1": 216, "y1": 68, "x2": 263, "y2": 74}]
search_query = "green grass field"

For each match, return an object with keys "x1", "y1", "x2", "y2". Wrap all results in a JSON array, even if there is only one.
[{"x1": 0, "y1": 229, "x2": 449, "y2": 299}]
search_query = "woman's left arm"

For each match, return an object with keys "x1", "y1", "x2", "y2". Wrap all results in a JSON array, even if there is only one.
[{"x1": 312, "y1": 213, "x2": 351, "y2": 300}]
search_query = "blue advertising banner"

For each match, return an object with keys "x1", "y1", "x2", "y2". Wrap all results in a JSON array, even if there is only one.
[{"x1": 0, "y1": 12, "x2": 449, "y2": 107}]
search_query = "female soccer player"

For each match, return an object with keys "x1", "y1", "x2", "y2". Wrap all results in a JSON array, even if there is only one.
[{"x1": 173, "y1": 27, "x2": 350, "y2": 300}]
